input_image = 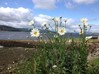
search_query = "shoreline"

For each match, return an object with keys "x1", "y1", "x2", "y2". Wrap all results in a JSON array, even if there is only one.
[
  {"x1": 0, "y1": 39, "x2": 99, "y2": 47},
  {"x1": 0, "y1": 40, "x2": 41, "y2": 48}
]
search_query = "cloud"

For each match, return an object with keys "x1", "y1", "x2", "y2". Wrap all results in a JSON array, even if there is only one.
[
  {"x1": 0, "y1": 7, "x2": 77, "y2": 32},
  {"x1": 64, "y1": 0, "x2": 97, "y2": 9},
  {"x1": 65, "y1": 2, "x2": 76, "y2": 9},
  {"x1": 32, "y1": 0, "x2": 97, "y2": 10},
  {"x1": 32, "y1": 0, "x2": 57, "y2": 9},
  {"x1": 73, "y1": 0, "x2": 97, "y2": 4},
  {"x1": 0, "y1": 7, "x2": 98, "y2": 33},
  {"x1": 0, "y1": 7, "x2": 33, "y2": 28}
]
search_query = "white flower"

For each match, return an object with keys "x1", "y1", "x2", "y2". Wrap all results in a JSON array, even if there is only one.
[
  {"x1": 85, "y1": 36, "x2": 92, "y2": 41},
  {"x1": 30, "y1": 28, "x2": 40, "y2": 37},
  {"x1": 68, "y1": 39, "x2": 72, "y2": 43},
  {"x1": 29, "y1": 20, "x2": 34, "y2": 26},
  {"x1": 42, "y1": 22, "x2": 49, "y2": 28},
  {"x1": 84, "y1": 22, "x2": 88, "y2": 26},
  {"x1": 58, "y1": 27, "x2": 66, "y2": 35},
  {"x1": 54, "y1": 17, "x2": 59, "y2": 22},
  {"x1": 52, "y1": 65, "x2": 57, "y2": 68},
  {"x1": 81, "y1": 18, "x2": 88, "y2": 23}
]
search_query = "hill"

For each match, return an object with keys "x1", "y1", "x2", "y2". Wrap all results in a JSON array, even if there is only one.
[
  {"x1": 0, "y1": 25, "x2": 30, "y2": 32},
  {"x1": 0, "y1": 25, "x2": 21, "y2": 31}
]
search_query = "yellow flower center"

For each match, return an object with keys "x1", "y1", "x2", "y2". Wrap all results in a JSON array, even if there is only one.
[
  {"x1": 60, "y1": 30, "x2": 64, "y2": 33},
  {"x1": 34, "y1": 31, "x2": 38, "y2": 35},
  {"x1": 83, "y1": 20, "x2": 85, "y2": 23}
]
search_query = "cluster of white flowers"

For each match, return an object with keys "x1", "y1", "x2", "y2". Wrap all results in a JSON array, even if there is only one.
[
  {"x1": 79, "y1": 18, "x2": 90, "y2": 35},
  {"x1": 28, "y1": 17, "x2": 89, "y2": 37},
  {"x1": 28, "y1": 18, "x2": 67, "y2": 37}
]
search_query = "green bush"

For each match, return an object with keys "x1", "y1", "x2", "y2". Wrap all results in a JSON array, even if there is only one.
[
  {"x1": 16, "y1": 17, "x2": 98, "y2": 74},
  {"x1": 16, "y1": 38, "x2": 89, "y2": 74},
  {"x1": 87, "y1": 58, "x2": 99, "y2": 74}
]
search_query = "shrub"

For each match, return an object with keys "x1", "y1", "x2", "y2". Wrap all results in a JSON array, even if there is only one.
[
  {"x1": 87, "y1": 58, "x2": 99, "y2": 74},
  {"x1": 16, "y1": 17, "x2": 98, "y2": 74}
]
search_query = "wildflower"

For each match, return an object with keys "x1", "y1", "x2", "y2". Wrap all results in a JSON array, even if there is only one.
[
  {"x1": 30, "y1": 28, "x2": 40, "y2": 37},
  {"x1": 85, "y1": 36, "x2": 92, "y2": 41},
  {"x1": 52, "y1": 65, "x2": 57, "y2": 68},
  {"x1": 29, "y1": 20, "x2": 34, "y2": 26},
  {"x1": 68, "y1": 39, "x2": 72, "y2": 43},
  {"x1": 81, "y1": 18, "x2": 88, "y2": 24},
  {"x1": 58, "y1": 27, "x2": 66, "y2": 35},
  {"x1": 84, "y1": 22, "x2": 88, "y2": 27},
  {"x1": 42, "y1": 22, "x2": 49, "y2": 29},
  {"x1": 54, "y1": 17, "x2": 59, "y2": 22}
]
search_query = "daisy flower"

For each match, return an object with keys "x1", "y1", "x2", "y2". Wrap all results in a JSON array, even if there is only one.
[
  {"x1": 81, "y1": 18, "x2": 88, "y2": 24},
  {"x1": 54, "y1": 17, "x2": 59, "y2": 22},
  {"x1": 84, "y1": 22, "x2": 88, "y2": 27},
  {"x1": 58, "y1": 27, "x2": 66, "y2": 35},
  {"x1": 30, "y1": 28, "x2": 40, "y2": 37}
]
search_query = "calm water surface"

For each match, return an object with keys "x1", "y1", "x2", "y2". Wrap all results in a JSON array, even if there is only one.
[
  {"x1": 0, "y1": 31, "x2": 95, "y2": 40},
  {"x1": 0, "y1": 31, "x2": 33, "y2": 40}
]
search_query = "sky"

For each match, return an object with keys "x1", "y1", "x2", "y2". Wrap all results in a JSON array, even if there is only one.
[{"x1": 0, "y1": 0, "x2": 99, "y2": 33}]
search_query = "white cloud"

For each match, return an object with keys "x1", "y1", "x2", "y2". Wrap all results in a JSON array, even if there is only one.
[
  {"x1": 34, "y1": 14, "x2": 52, "y2": 24},
  {"x1": 32, "y1": 0, "x2": 97, "y2": 10},
  {"x1": 0, "y1": 7, "x2": 98, "y2": 32},
  {"x1": 73, "y1": 0, "x2": 97, "y2": 4},
  {"x1": 64, "y1": 0, "x2": 97, "y2": 9},
  {"x1": 65, "y1": 2, "x2": 76, "y2": 9},
  {"x1": 32, "y1": 0, "x2": 57, "y2": 9},
  {"x1": 0, "y1": 7, "x2": 33, "y2": 28}
]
